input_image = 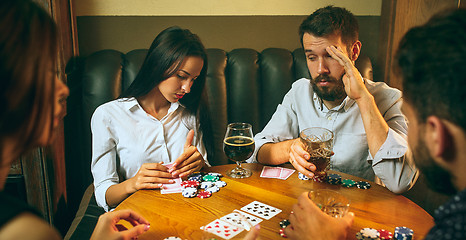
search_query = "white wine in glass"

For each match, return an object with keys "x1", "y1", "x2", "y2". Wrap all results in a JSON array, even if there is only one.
[{"x1": 223, "y1": 122, "x2": 254, "y2": 178}]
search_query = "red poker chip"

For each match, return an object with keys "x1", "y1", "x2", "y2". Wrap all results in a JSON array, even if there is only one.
[
  {"x1": 378, "y1": 229, "x2": 393, "y2": 240},
  {"x1": 197, "y1": 190, "x2": 212, "y2": 199},
  {"x1": 181, "y1": 180, "x2": 200, "y2": 188},
  {"x1": 279, "y1": 228, "x2": 288, "y2": 238}
]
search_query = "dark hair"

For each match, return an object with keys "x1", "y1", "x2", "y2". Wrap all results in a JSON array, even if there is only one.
[
  {"x1": 396, "y1": 8, "x2": 466, "y2": 132},
  {"x1": 120, "y1": 26, "x2": 214, "y2": 160},
  {"x1": 299, "y1": 5, "x2": 359, "y2": 52},
  {"x1": 0, "y1": 0, "x2": 57, "y2": 161}
]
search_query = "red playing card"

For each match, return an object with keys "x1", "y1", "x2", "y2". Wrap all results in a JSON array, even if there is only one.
[
  {"x1": 201, "y1": 219, "x2": 243, "y2": 239},
  {"x1": 260, "y1": 166, "x2": 282, "y2": 178}
]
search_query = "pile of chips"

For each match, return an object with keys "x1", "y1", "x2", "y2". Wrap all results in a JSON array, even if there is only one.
[
  {"x1": 356, "y1": 227, "x2": 412, "y2": 240},
  {"x1": 278, "y1": 219, "x2": 290, "y2": 238},
  {"x1": 298, "y1": 172, "x2": 371, "y2": 190},
  {"x1": 181, "y1": 172, "x2": 227, "y2": 199}
]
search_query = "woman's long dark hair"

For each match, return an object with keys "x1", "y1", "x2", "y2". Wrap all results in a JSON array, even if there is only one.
[
  {"x1": 120, "y1": 26, "x2": 214, "y2": 161},
  {"x1": 0, "y1": 0, "x2": 57, "y2": 163}
]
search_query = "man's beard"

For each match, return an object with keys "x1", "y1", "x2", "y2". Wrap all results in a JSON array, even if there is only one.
[
  {"x1": 310, "y1": 74, "x2": 346, "y2": 102},
  {"x1": 413, "y1": 134, "x2": 457, "y2": 195}
]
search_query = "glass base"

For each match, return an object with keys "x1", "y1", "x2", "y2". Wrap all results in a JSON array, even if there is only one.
[{"x1": 227, "y1": 166, "x2": 252, "y2": 178}]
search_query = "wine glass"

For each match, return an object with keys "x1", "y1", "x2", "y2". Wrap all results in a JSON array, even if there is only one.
[{"x1": 223, "y1": 122, "x2": 255, "y2": 178}]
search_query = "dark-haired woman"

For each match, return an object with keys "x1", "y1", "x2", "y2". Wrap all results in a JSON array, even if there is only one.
[
  {"x1": 0, "y1": 0, "x2": 150, "y2": 239},
  {"x1": 91, "y1": 26, "x2": 214, "y2": 211}
]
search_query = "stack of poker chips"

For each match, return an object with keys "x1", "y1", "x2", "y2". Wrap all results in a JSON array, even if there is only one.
[
  {"x1": 181, "y1": 172, "x2": 227, "y2": 199},
  {"x1": 297, "y1": 172, "x2": 372, "y2": 190},
  {"x1": 394, "y1": 226, "x2": 414, "y2": 240},
  {"x1": 356, "y1": 228, "x2": 380, "y2": 240},
  {"x1": 278, "y1": 219, "x2": 290, "y2": 238}
]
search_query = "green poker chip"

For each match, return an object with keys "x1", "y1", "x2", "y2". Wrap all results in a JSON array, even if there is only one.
[{"x1": 341, "y1": 179, "x2": 356, "y2": 188}]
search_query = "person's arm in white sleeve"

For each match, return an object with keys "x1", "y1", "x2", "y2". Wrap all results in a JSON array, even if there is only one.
[
  {"x1": 91, "y1": 107, "x2": 120, "y2": 212},
  {"x1": 370, "y1": 99, "x2": 418, "y2": 194}
]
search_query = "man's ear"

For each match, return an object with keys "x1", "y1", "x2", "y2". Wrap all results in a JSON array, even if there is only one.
[
  {"x1": 424, "y1": 116, "x2": 453, "y2": 161},
  {"x1": 351, "y1": 41, "x2": 362, "y2": 62}
]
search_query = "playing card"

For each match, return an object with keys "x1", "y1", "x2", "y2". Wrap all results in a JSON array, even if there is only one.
[
  {"x1": 260, "y1": 166, "x2": 281, "y2": 178},
  {"x1": 278, "y1": 168, "x2": 295, "y2": 180},
  {"x1": 240, "y1": 201, "x2": 282, "y2": 220},
  {"x1": 220, "y1": 210, "x2": 263, "y2": 230},
  {"x1": 201, "y1": 219, "x2": 243, "y2": 239},
  {"x1": 161, "y1": 177, "x2": 182, "y2": 194}
]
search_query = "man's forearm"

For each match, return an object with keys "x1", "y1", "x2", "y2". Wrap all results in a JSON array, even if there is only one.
[
  {"x1": 256, "y1": 140, "x2": 294, "y2": 165},
  {"x1": 356, "y1": 94, "x2": 389, "y2": 157}
]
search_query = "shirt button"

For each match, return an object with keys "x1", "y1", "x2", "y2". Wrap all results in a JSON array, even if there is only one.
[{"x1": 328, "y1": 117, "x2": 332, "y2": 120}]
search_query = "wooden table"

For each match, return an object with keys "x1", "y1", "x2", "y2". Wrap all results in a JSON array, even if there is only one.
[{"x1": 116, "y1": 163, "x2": 434, "y2": 239}]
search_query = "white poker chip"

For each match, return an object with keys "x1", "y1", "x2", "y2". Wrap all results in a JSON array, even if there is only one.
[
  {"x1": 205, "y1": 186, "x2": 220, "y2": 193},
  {"x1": 207, "y1": 172, "x2": 223, "y2": 177},
  {"x1": 214, "y1": 180, "x2": 227, "y2": 188},
  {"x1": 200, "y1": 181, "x2": 215, "y2": 189},
  {"x1": 360, "y1": 228, "x2": 380, "y2": 239},
  {"x1": 298, "y1": 172, "x2": 310, "y2": 180},
  {"x1": 164, "y1": 237, "x2": 182, "y2": 240},
  {"x1": 181, "y1": 187, "x2": 197, "y2": 198}
]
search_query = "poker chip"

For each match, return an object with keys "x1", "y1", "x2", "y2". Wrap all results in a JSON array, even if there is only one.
[
  {"x1": 312, "y1": 174, "x2": 326, "y2": 182},
  {"x1": 181, "y1": 187, "x2": 197, "y2": 198},
  {"x1": 394, "y1": 226, "x2": 413, "y2": 240},
  {"x1": 279, "y1": 219, "x2": 290, "y2": 228},
  {"x1": 214, "y1": 180, "x2": 227, "y2": 188},
  {"x1": 200, "y1": 181, "x2": 215, "y2": 189},
  {"x1": 326, "y1": 173, "x2": 342, "y2": 185},
  {"x1": 197, "y1": 190, "x2": 212, "y2": 199},
  {"x1": 207, "y1": 172, "x2": 222, "y2": 177},
  {"x1": 205, "y1": 186, "x2": 220, "y2": 193},
  {"x1": 164, "y1": 237, "x2": 182, "y2": 240},
  {"x1": 356, "y1": 232, "x2": 364, "y2": 240},
  {"x1": 181, "y1": 180, "x2": 200, "y2": 188},
  {"x1": 360, "y1": 228, "x2": 380, "y2": 240},
  {"x1": 298, "y1": 172, "x2": 310, "y2": 180},
  {"x1": 202, "y1": 175, "x2": 219, "y2": 182},
  {"x1": 356, "y1": 181, "x2": 371, "y2": 189},
  {"x1": 279, "y1": 228, "x2": 288, "y2": 238},
  {"x1": 188, "y1": 175, "x2": 202, "y2": 182},
  {"x1": 378, "y1": 229, "x2": 393, "y2": 240},
  {"x1": 341, "y1": 179, "x2": 356, "y2": 188}
]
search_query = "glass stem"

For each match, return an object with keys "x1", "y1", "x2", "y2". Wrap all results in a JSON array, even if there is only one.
[{"x1": 236, "y1": 161, "x2": 242, "y2": 169}]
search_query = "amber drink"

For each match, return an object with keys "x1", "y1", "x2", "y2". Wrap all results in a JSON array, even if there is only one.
[{"x1": 300, "y1": 127, "x2": 334, "y2": 176}]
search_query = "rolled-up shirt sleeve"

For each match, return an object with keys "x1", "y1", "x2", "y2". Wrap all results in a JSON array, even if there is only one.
[
  {"x1": 370, "y1": 99, "x2": 418, "y2": 194},
  {"x1": 91, "y1": 107, "x2": 119, "y2": 211}
]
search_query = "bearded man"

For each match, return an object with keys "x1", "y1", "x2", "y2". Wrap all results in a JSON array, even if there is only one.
[{"x1": 251, "y1": 6, "x2": 417, "y2": 194}]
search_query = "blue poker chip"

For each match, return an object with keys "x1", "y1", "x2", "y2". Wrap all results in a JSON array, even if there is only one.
[
  {"x1": 394, "y1": 226, "x2": 413, "y2": 240},
  {"x1": 326, "y1": 173, "x2": 342, "y2": 185},
  {"x1": 188, "y1": 172, "x2": 203, "y2": 178},
  {"x1": 188, "y1": 175, "x2": 202, "y2": 182},
  {"x1": 298, "y1": 172, "x2": 310, "y2": 180},
  {"x1": 356, "y1": 181, "x2": 371, "y2": 189}
]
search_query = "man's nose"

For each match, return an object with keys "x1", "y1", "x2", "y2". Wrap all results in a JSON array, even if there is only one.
[{"x1": 317, "y1": 58, "x2": 330, "y2": 75}]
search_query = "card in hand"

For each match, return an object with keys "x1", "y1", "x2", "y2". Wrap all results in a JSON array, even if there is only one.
[
  {"x1": 220, "y1": 210, "x2": 263, "y2": 230},
  {"x1": 161, "y1": 177, "x2": 182, "y2": 194},
  {"x1": 241, "y1": 201, "x2": 282, "y2": 220},
  {"x1": 201, "y1": 219, "x2": 243, "y2": 239},
  {"x1": 260, "y1": 166, "x2": 282, "y2": 178}
]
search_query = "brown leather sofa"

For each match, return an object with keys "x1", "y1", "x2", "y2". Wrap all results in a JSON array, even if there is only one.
[{"x1": 63, "y1": 47, "x2": 374, "y2": 239}]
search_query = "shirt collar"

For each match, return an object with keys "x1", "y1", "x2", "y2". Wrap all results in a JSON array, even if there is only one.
[
  {"x1": 312, "y1": 93, "x2": 356, "y2": 112},
  {"x1": 121, "y1": 97, "x2": 181, "y2": 115}
]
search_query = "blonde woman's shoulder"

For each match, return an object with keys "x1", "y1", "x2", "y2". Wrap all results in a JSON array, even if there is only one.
[{"x1": 0, "y1": 212, "x2": 61, "y2": 240}]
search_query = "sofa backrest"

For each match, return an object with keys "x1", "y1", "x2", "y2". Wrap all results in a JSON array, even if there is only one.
[{"x1": 63, "y1": 47, "x2": 372, "y2": 212}]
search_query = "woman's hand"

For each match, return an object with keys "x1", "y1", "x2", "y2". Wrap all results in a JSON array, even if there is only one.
[
  {"x1": 128, "y1": 162, "x2": 175, "y2": 193},
  {"x1": 170, "y1": 129, "x2": 205, "y2": 178},
  {"x1": 90, "y1": 209, "x2": 150, "y2": 240}
]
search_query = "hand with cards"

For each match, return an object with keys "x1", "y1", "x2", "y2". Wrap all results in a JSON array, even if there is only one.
[
  {"x1": 285, "y1": 192, "x2": 354, "y2": 240},
  {"x1": 128, "y1": 162, "x2": 176, "y2": 192},
  {"x1": 169, "y1": 129, "x2": 207, "y2": 178}
]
